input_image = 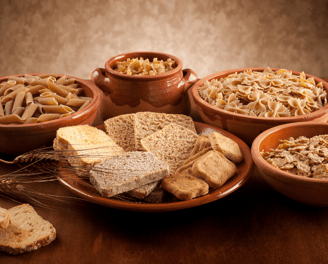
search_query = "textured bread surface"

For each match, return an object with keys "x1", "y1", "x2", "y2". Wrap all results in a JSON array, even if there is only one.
[
  {"x1": 190, "y1": 135, "x2": 212, "y2": 156},
  {"x1": 127, "y1": 181, "x2": 160, "y2": 199},
  {"x1": 104, "y1": 114, "x2": 136, "y2": 151},
  {"x1": 162, "y1": 173, "x2": 209, "y2": 200},
  {"x1": 140, "y1": 123, "x2": 199, "y2": 175},
  {"x1": 53, "y1": 125, "x2": 125, "y2": 175},
  {"x1": 192, "y1": 150, "x2": 237, "y2": 189},
  {"x1": 0, "y1": 204, "x2": 56, "y2": 255},
  {"x1": 0, "y1": 207, "x2": 11, "y2": 229},
  {"x1": 208, "y1": 132, "x2": 243, "y2": 163},
  {"x1": 89, "y1": 151, "x2": 169, "y2": 197},
  {"x1": 143, "y1": 186, "x2": 166, "y2": 203},
  {"x1": 134, "y1": 112, "x2": 196, "y2": 150}
]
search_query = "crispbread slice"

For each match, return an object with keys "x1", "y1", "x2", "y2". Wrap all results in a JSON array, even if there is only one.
[
  {"x1": 192, "y1": 150, "x2": 237, "y2": 189},
  {"x1": 127, "y1": 181, "x2": 160, "y2": 199},
  {"x1": 53, "y1": 125, "x2": 125, "y2": 175},
  {"x1": 0, "y1": 204, "x2": 56, "y2": 255},
  {"x1": 0, "y1": 207, "x2": 10, "y2": 229},
  {"x1": 140, "y1": 123, "x2": 199, "y2": 175},
  {"x1": 134, "y1": 112, "x2": 196, "y2": 150},
  {"x1": 104, "y1": 114, "x2": 136, "y2": 151},
  {"x1": 89, "y1": 152, "x2": 169, "y2": 197},
  {"x1": 162, "y1": 173, "x2": 209, "y2": 200},
  {"x1": 208, "y1": 132, "x2": 243, "y2": 163}
]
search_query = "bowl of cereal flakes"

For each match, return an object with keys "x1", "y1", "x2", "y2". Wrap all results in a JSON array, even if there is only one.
[
  {"x1": 191, "y1": 67, "x2": 328, "y2": 145},
  {"x1": 91, "y1": 51, "x2": 198, "y2": 119},
  {"x1": 0, "y1": 73, "x2": 101, "y2": 155},
  {"x1": 252, "y1": 122, "x2": 328, "y2": 206}
]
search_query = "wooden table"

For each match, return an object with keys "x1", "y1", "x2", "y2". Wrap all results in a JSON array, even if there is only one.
[{"x1": 1, "y1": 78, "x2": 328, "y2": 264}]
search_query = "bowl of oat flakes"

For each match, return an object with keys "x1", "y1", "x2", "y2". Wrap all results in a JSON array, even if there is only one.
[
  {"x1": 251, "y1": 122, "x2": 328, "y2": 206},
  {"x1": 191, "y1": 67, "x2": 328, "y2": 145}
]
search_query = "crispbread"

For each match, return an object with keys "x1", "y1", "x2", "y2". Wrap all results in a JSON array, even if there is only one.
[
  {"x1": 0, "y1": 204, "x2": 56, "y2": 255},
  {"x1": 53, "y1": 125, "x2": 125, "y2": 175},
  {"x1": 208, "y1": 132, "x2": 243, "y2": 163},
  {"x1": 192, "y1": 150, "x2": 237, "y2": 189},
  {"x1": 140, "y1": 123, "x2": 199, "y2": 175},
  {"x1": 127, "y1": 181, "x2": 160, "y2": 199},
  {"x1": 89, "y1": 152, "x2": 169, "y2": 197},
  {"x1": 143, "y1": 186, "x2": 166, "y2": 203},
  {"x1": 104, "y1": 114, "x2": 136, "y2": 151},
  {"x1": 0, "y1": 207, "x2": 10, "y2": 229},
  {"x1": 134, "y1": 112, "x2": 196, "y2": 150},
  {"x1": 190, "y1": 135, "x2": 211, "y2": 156},
  {"x1": 162, "y1": 173, "x2": 209, "y2": 200}
]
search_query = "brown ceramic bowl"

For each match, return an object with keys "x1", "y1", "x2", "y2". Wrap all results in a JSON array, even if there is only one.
[
  {"x1": 191, "y1": 68, "x2": 328, "y2": 145},
  {"x1": 252, "y1": 122, "x2": 328, "y2": 206},
  {"x1": 0, "y1": 73, "x2": 101, "y2": 155},
  {"x1": 57, "y1": 122, "x2": 254, "y2": 212},
  {"x1": 91, "y1": 51, "x2": 198, "y2": 120}
]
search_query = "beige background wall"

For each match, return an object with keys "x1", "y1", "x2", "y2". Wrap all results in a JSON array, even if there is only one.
[{"x1": 0, "y1": 0, "x2": 327, "y2": 79}]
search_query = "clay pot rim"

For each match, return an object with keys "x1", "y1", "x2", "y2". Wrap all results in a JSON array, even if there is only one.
[
  {"x1": 251, "y1": 122, "x2": 328, "y2": 184},
  {"x1": 191, "y1": 67, "x2": 328, "y2": 124},
  {"x1": 0, "y1": 73, "x2": 101, "y2": 129},
  {"x1": 105, "y1": 51, "x2": 183, "y2": 80}
]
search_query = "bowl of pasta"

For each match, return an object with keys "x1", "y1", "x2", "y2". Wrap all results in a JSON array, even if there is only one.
[
  {"x1": 251, "y1": 122, "x2": 328, "y2": 207},
  {"x1": 0, "y1": 73, "x2": 101, "y2": 155},
  {"x1": 191, "y1": 67, "x2": 328, "y2": 145}
]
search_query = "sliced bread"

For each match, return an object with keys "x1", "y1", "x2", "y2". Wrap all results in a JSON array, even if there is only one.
[
  {"x1": 0, "y1": 204, "x2": 56, "y2": 255},
  {"x1": 89, "y1": 152, "x2": 169, "y2": 197},
  {"x1": 104, "y1": 114, "x2": 136, "y2": 151},
  {"x1": 0, "y1": 207, "x2": 10, "y2": 229},
  {"x1": 134, "y1": 112, "x2": 196, "y2": 150},
  {"x1": 53, "y1": 125, "x2": 125, "y2": 175},
  {"x1": 140, "y1": 123, "x2": 199, "y2": 175},
  {"x1": 127, "y1": 181, "x2": 160, "y2": 199}
]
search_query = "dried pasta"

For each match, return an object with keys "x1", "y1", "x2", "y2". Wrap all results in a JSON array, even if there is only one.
[
  {"x1": 0, "y1": 74, "x2": 92, "y2": 125},
  {"x1": 199, "y1": 67, "x2": 327, "y2": 117}
]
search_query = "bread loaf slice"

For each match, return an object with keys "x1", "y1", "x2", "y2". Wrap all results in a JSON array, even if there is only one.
[
  {"x1": 53, "y1": 125, "x2": 125, "y2": 175},
  {"x1": 134, "y1": 112, "x2": 196, "y2": 150},
  {"x1": 140, "y1": 123, "x2": 199, "y2": 175},
  {"x1": 89, "y1": 152, "x2": 169, "y2": 197},
  {"x1": 0, "y1": 204, "x2": 56, "y2": 255},
  {"x1": 104, "y1": 114, "x2": 136, "y2": 151},
  {"x1": 0, "y1": 207, "x2": 10, "y2": 229},
  {"x1": 192, "y1": 150, "x2": 237, "y2": 189}
]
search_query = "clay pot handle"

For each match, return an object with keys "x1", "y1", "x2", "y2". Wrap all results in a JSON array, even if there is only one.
[
  {"x1": 181, "y1": 69, "x2": 198, "y2": 93},
  {"x1": 91, "y1": 68, "x2": 113, "y2": 94}
]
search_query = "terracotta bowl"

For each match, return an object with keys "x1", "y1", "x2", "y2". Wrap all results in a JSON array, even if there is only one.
[
  {"x1": 252, "y1": 122, "x2": 328, "y2": 206},
  {"x1": 0, "y1": 74, "x2": 101, "y2": 155},
  {"x1": 191, "y1": 68, "x2": 328, "y2": 145},
  {"x1": 91, "y1": 51, "x2": 198, "y2": 120}
]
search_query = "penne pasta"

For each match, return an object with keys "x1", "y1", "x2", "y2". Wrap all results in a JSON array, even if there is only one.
[
  {"x1": 2, "y1": 87, "x2": 29, "y2": 103},
  {"x1": 0, "y1": 114, "x2": 25, "y2": 124},
  {"x1": 58, "y1": 84, "x2": 78, "y2": 94},
  {"x1": 67, "y1": 98, "x2": 89, "y2": 107},
  {"x1": 8, "y1": 76, "x2": 27, "y2": 84},
  {"x1": 37, "y1": 113, "x2": 61, "y2": 122},
  {"x1": 22, "y1": 103, "x2": 39, "y2": 120},
  {"x1": 60, "y1": 112, "x2": 72, "y2": 118},
  {"x1": 48, "y1": 80, "x2": 68, "y2": 97},
  {"x1": 27, "y1": 84, "x2": 47, "y2": 95},
  {"x1": 38, "y1": 73, "x2": 58, "y2": 79},
  {"x1": 0, "y1": 81, "x2": 17, "y2": 96},
  {"x1": 3, "y1": 84, "x2": 24, "y2": 96},
  {"x1": 0, "y1": 99, "x2": 4, "y2": 117},
  {"x1": 56, "y1": 75, "x2": 67, "y2": 85},
  {"x1": 78, "y1": 99, "x2": 91, "y2": 110},
  {"x1": 4, "y1": 101, "x2": 14, "y2": 115},
  {"x1": 12, "y1": 91, "x2": 26, "y2": 113},
  {"x1": 25, "y1": 92, "x2": 34, "y2": 105},
  {"x1": 52, "y1": 93, "x2": 69, "y2": 105},
  {"x1": 37, "y1": 97, "x2": 58, "y2": 105},
  {"x1": 12, "y1": 106, "x2": 25, "y2": 116},
  {"x1": 24, "y1": 117, "x2": 38, "y2": 124},
  {"x1": 29, "y1": 79, "x2": 49, "y2": 87},
  {"x1": 42, "y1": 105, "x2": 74, "y2": 114}
]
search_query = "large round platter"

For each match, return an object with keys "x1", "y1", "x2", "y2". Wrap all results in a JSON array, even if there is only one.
[{"x1": 57, "y1": 122, "x2": 254, "y2": 212}]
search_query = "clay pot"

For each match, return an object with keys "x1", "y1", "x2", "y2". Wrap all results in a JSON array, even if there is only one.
[
  {"x1": 191, "y1": 68, "x2": 328, "y2": 145},
  {"x1": 91, "y1": 51, "x2": 198, "y2": 119},
  {"x1": 0, "y1": 74, "x2": 101, "y2": 155},
  {"x1": 252, "y1": 122, "x2": 328, "y2": 207}
]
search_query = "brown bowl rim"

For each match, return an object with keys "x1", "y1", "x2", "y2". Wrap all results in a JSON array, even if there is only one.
[
  {"x1": 0, "y1": 73, "x2": 101, "y2": 129},
  {"x1": 191, "y1": 67, "x2": 328, "y2": 124},
  {"x1": 251, "y1": 121, "x2": 328, "y2": 183},
  {"x1": 105, "y1": 51, "x2": 183, "y2": 80}
]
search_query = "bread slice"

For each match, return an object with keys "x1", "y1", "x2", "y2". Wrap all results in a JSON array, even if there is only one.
[
  {"x1": 89, "y1": 152, "x2": 169, "y2": 197},
  {"x1": 190, "y1": 135, "x2": 211, "y2": 156},
  {"x1": 0, "y1": 204, "x2": 56, "y2": 255},
  {"x1": 134, "y1": 112, "x2": 196, "y2": 150},
  {"x1": 104, "y1": 114, "x2": 136, "y2": 151},
  {"x1": 140, "y1": 123, "x2": 199, "y2": 175},
  {"x1": 192, "y1": 150, "x2": 237, "y2": 189},
  {"x1": 162, "y1": 173, "x2": 209, "y2": 200},
  {"x1": 127, "y1": 181, "x2": 160, "y2": 199},
  {"x1": 53, "y1": 125, "x2": 125, "y2": 175},
  {"x1": 0, "y1": 207, "x2": 10, "y2": 229},
  {"x1": 208, "y1": 132, "x2": 243, "y2": 163},
  {"x1": 143, "y1": 186, "x2": 166, "y2": 203}
]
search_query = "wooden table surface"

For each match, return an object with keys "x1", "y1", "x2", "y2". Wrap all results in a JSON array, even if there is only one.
[{"x1": 1, "y1": 78, "x2": 328, "y2": 264}]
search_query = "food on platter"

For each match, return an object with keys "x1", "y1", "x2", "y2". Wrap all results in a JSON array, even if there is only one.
[
  {"x1": 199, "y1": 67, "x2": 327, "y2": 117},
  {"x1": 0, "y1": 74, "x2": 92, "y2": 124}
]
